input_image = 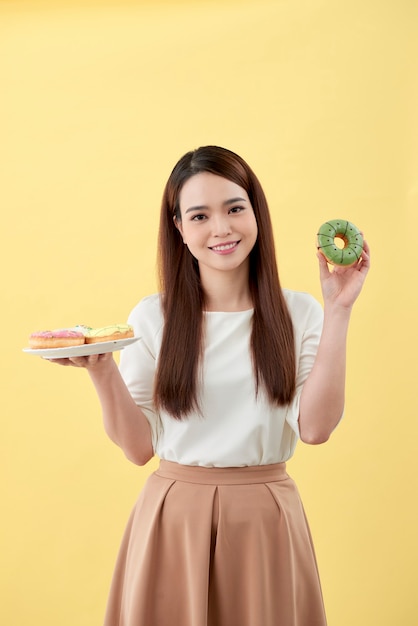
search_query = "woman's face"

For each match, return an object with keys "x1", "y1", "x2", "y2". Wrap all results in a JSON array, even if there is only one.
[{"x1": 176, "y1": 172, "x2": 258, "y2": 280}]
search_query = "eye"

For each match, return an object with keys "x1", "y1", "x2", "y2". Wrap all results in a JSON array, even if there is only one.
[
  {"x1": 229, "y1": 206, "x2": 245, "y2": 214},
  {"x1": 191, "y1": 213, "x2": 207, "y2": 221}
]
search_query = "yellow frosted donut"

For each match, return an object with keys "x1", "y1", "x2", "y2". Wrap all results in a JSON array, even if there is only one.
[
  {"x1": 317, "y1": 219, "x2": 363, "y2": 266},
  {"x1": 76, "y1": 324, "x2": 134, "y2": 344}
]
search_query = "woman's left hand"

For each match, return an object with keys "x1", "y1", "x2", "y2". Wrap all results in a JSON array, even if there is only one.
[{"x1": 318, "y1": 239, "x2": 370, "y2": 310}]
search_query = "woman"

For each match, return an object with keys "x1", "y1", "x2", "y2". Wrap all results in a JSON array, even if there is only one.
[{"x1": 52, "y1": 146, "x2": 370, "y2": 625}]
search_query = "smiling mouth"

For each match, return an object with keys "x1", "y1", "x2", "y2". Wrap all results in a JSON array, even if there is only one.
[{"x1": 210, "y1": 241, "x2": 239, "y2": 252}]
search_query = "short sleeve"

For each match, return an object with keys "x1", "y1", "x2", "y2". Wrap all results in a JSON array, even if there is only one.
[
  {"x1": 118, "y1": 295, "x2": 163, "y2": 449},
  {"x1": 284, "y1": 292, "x2": 324, "y2": 437}
]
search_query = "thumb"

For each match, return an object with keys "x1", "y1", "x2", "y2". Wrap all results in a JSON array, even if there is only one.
[{"x1": 317, "y1": 251, "x2": 331, "y2": 281}]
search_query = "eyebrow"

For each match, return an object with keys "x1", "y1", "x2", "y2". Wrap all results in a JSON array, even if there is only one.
[{"x1": 185, "y1": 197, "x2": 247, "y2": 214}]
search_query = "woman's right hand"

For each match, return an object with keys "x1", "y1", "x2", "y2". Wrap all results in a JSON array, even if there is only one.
[{"x1": 45, "y1": 351, "x2": 114, "y2": 371}]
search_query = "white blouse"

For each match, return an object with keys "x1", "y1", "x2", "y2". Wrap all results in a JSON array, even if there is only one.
[{"x1": 119, "y1": 290, "x2": 323, "y2": 468}]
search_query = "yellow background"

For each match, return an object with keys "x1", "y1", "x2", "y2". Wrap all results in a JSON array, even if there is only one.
[{"x1": 2, "y1": 0, "x2": 417, "y2": 624}]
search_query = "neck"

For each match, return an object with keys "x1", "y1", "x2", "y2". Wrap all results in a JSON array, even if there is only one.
[{"x1": 199, "y1": 264, "x2": 253, "y2": 312}]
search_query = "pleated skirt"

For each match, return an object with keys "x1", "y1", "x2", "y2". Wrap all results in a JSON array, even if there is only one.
[{"x1": 103, "y1": 460, "x2": 327, "y2": 626}]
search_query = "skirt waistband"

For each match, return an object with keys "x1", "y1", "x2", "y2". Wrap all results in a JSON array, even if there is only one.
[{"x1": 155, "y1": 460, "x2": 288, "y2": 485}]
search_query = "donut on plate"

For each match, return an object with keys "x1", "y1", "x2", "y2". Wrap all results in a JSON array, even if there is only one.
[
  {"x1": 76, "y1": 324, "x2": 134, "y2": 344},
  {"x1": 29, "y1": 329, "x2": 85, "y2": 349}
]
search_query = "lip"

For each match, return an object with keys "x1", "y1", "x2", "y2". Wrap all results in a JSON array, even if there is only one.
[{"x1": 209, "y1": 241, "x2": 240, "y2": 255}]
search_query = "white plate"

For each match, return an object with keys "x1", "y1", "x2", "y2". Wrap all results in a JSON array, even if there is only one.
[{"x1": 23, "y1": 336, "x2": 140, "y2": 359}]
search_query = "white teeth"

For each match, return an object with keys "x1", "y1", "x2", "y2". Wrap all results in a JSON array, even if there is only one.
[{"x1": 212, "y1": 242, "x2": 236, "y2": 251}]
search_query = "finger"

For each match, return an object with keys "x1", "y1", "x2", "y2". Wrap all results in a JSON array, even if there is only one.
[
  {"x1": 358, "y1": 240, "x2": 370, "y2": 271},
  {"x1": 43, "y1": 357, "x2": 76, "y2": 366},
  {"x1": 362, "y1": 239, "x2": 370, "y2": 260},
  {"x1": 73, "y1": 352, "x2": 113, "y2": 369},
  {"x1": 46, "y1": 356, "x2": 90, "y2": 367},
  {"x1": 70, "y1": 354, "x2": 109, "y2": 368},
  {"x1": 69, "y1": 355, "x2": 93, "y2": 367},
  {"x1": 317, "y1": 251, "x2": 332, "y2": 279}
]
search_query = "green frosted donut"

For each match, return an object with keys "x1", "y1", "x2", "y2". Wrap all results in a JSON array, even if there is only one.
[{"x1": 317, "y1": 219, "x2": 363, "y2": 266}]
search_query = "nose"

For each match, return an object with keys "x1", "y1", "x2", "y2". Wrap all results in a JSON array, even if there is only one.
[{"x1": 212, "y1": 214, "x2": 232, "y2": 237}]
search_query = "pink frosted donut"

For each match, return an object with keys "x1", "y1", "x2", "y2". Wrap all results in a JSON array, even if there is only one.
[{"x1": 29, "y1": 329, "x2": 85, "y2": 349}]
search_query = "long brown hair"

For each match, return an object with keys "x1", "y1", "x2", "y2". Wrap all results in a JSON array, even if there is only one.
[{"x1": 154, "y1": 146, "x2": 295, "y2": 419}]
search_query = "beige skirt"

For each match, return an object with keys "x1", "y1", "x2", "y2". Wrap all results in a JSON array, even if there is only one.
[{"x1": 104, "y1": 460, "x2": 327, "y2": 626}]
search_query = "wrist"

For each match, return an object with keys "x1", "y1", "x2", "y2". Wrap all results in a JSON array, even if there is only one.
[
  {"x1": 87, "y1": 354, "x2": 117, "y2": 380},
  {"x1": 322, "y1": 302, "x2": 352, "y2": 337},
  {"x1": 323, "y1": 300, "x2": 353, "y2": 318}
]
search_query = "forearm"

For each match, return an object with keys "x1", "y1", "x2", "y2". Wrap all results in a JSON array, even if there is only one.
[
  {"x1": 299, "y1": 304, "x2": 351, "y2": 444},
  {"x1": 88, "y1": 357, "x2": 154, "y2": 465}
]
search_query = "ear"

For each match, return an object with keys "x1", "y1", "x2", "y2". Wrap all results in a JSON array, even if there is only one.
[{"x1": 173, "y1": 215, "x2": 185, "y2": 241}]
